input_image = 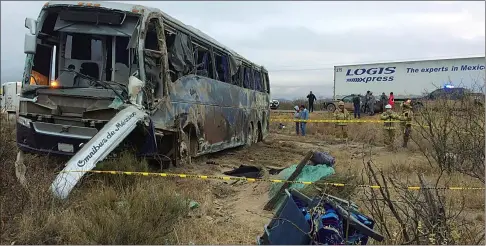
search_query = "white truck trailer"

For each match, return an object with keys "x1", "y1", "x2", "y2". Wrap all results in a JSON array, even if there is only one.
[
  {"x1": 332, "y1": 56, "x2": 485, "y2": 100},
  {"x1": 1, "y1": 82, "x2": 22, "y2": 114}
]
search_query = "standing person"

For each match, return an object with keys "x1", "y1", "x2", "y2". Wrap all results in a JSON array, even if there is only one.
[
  {"x1": 380, "y1": 104, "x2": 400, "y2": 147},
  {"x1": 299, "y1": 104, "x2": 309, "y2": 136},
  {"x1": 399, "y1": 100, "x2": 413, "y2": 148},
  {"x1": 368, "y1": 92, "x2": 376, "y2": 116},
  {"x1": 333, "y1": 101, "x2": 350, "y2": 142},
  {"x1": 388, "y1": 92, "x2": 395, "y2": 109},
  {"x1": 364, "y1": 91, "x2": 371, "y2": 114},
  {"x1": 307, "y1": 91, "x2": 317, "y2": 113},
  {"x1": 380, "y1": 92, "x2": 388, "y2": 113},
  {"x1": 293, "y1": 105, "x2": 300, "y2": 135},
  {"x1": 352, "y1": 94, "x2": 361, "y2": 119}
]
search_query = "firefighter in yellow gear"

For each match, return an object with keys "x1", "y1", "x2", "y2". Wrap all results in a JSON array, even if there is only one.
[
  {"x1": 333, "y1": 101, "x2": 350, "y2": 141},
  {"x1": 380, "y1": 104, "x2": 400, "y2": 146},
  {"x1": 399, "y1": 100, "x2": 414, "y2": 148}
]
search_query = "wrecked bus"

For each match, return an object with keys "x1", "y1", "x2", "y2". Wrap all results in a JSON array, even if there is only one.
[{"x1": 17, "y1": 1, "x2": 271, "y2": 168}]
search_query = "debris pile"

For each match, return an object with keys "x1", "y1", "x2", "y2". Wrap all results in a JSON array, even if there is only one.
[
  {"x1": 258, "y1": 189, "x2": 384, "y2": 245},
  {"x1": 257, "y1": 151, "x2": 384, "y2": 244}
]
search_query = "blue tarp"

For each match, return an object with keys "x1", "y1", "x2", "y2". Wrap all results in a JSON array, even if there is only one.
[
  {"x1": 269, "y1": 164, "x2": 335, "y2": 212},
  {"x1": 258, "y1": 190, "x2": 381, "y2": 245}
]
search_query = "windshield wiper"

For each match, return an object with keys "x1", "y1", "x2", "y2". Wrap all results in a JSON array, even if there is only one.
[{"x1": 60, "y1": 69, "x2": 128, "y2": 103}]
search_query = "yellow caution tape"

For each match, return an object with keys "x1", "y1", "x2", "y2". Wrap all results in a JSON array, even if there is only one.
[
  {"x1": 270, "y1": 118, "x2": 428, "y2": 129},
  {"x1": 271, "y1": 119, "x2": 402, "y2": 123},
  {"x1": 61, "y1": 170, "x2": 485, "y2": 191}
]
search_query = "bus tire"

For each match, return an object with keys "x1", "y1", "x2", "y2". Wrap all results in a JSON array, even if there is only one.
[
  {"x1": 252, "y1": 123, "x2": 258, "y2": 144},
  {"x1": 257, "y1": 121, "x2": 263, "y2": 142},
  {"x1": 246, "y1": 123, "x2": 255, "y2": 146},
  {"x1": 182, "y1": 126, "x2": 198, "y2": 165}
]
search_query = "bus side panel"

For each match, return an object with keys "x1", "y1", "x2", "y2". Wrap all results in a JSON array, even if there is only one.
[{"x1": 152, "y1": 74, "x2": 268, "y2": 155}]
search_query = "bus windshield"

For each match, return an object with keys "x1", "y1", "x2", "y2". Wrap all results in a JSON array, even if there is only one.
[{"x1": 26, "y1": 6, "x2": 139, "y2": 89}]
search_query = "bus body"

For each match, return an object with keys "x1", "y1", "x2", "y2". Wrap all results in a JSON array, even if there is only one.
[
  {"x1": 1, "y1": 82, "x2": 22, "y2": 113},
  {"x1": 17, "y1": 1, "x2": 270, "y2": 166}
]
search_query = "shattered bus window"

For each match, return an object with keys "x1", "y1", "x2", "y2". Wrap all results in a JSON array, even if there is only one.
[
  {"x1": 64, "y1": 34, "x2": 103, "y2": 62},
  {"x1": 264, "y1": 71, "x2": 270, "y2": 94},
  {"x1": 253, "y1": 69, "x2": 262, "y2": 92},
  {"x1": 31, "y1": 43, "x2": 53, "y2": 86},
  {"x1": 62, "y1": 34, "x2": 104, "y2": 84},
  {"x1": 165, "y1": 29, "x2": 178, "y2": 82},
  {"x1": 231, "y1": 66, "x2": 242, "y2": 87},
  {"x1": 194, "y1": 42, "x2": 214, "y2": 79},
  {"x1": 166, "y1": 26, "x2": 195, "y2": 82},
  {"x1": 214, "y1": 51, "x2": 230, "y2": 83},
  {"x1": 243, "y1": 65, "x2": 254, "y2": 89},
  {"x1": 143, "y1": 17, "x2": 164, "y2": 97},
  {"x1": 145, "y1": 19, "x2": 160, "y2": 51}
]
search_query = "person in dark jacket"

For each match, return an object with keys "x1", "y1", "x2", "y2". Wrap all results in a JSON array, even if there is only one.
[
  {"x1": 352, "y1": 94, "x2": 361, "y2": 119},
  {"x1": 380, "y1": 92, "x2": 388, "y2": 113},
  {"x1": 364, "y1": 91, "x2": 371, "y2": 114},
  {"x1": 307, "y1": 91, "x2": 317, "y2": 113}
]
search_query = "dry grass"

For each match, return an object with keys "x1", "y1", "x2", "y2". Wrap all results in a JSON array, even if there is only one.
[{"x1": 0, "y1": 114, "x2": 258, "y2": 245}]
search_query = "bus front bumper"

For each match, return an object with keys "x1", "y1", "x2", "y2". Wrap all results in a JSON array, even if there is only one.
[{"x1": 16, "y1": 117, "x2": 98, "y2": 156}]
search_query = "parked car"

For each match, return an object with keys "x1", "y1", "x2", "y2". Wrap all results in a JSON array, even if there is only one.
[
  {"x1": 270, "y1": 99, "x2": 280, "y2": 110},
  {"x1": 322, "y1": 94, "x2": 382, "y2": 113},
  {"x1": 411, "y1": 87, "x2": 484, "y2": 111}
]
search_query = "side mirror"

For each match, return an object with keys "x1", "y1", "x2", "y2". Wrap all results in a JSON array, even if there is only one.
[
  {"x1": 25, "y1": 17, "x2": 37, "y2": 35},
  {"x1": 24, "y1": 33, "x2": 37, "y2": 54}
]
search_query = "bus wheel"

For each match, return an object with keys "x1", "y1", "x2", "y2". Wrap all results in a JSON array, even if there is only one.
[
  {"x1": 252, "y1": 124, "x2": 258, "y2": 144},
  {"x1": 257, "y1": 122, "x2": 263, "y2": 142},
  {"x1": 246, "y1": 125, "x2": 254, "y2": 146},
  {"x1": 181, "y1": 128, "x2": 198, "y2": 165}
]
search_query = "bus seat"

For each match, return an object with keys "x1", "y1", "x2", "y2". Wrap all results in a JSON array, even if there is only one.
[
  {"x1": 80, "y1": 62, "x2": 100, "y2": 80},
  {"x1": 114, "y1": 63, "x2": 130, "y2": 84}
]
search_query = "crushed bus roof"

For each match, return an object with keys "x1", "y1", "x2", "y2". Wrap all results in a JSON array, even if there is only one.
[{"x1": 45, "y1": 1, "x2": 266, "y2": 71}]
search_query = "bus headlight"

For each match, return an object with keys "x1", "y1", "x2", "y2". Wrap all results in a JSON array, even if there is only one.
[{"x1": 17, "y1": 116, "x2": 32, "y2": 128}]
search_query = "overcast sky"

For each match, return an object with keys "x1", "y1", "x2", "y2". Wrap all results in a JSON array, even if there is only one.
[{"x1": 1, "y1": 1, "x2": 485, "y2": 99}]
